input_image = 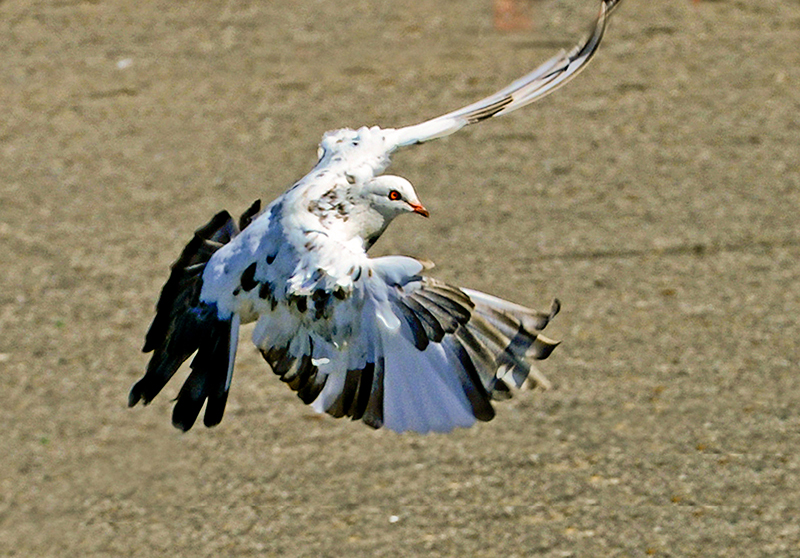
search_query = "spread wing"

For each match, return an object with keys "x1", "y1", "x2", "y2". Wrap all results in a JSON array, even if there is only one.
[
  {"x1": 386, "y1": 0, "x2": 623, "y2": 149},
  {"x1": 254, "y1": 255, "x2": 560, "y2": 433}
]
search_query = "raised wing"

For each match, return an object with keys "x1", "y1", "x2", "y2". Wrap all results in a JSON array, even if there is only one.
[{"x1": 386, "y1": 0, "x2": 623, "y2": 149}]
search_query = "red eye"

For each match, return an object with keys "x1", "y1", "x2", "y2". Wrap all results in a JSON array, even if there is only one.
[{"x1": 388, "y1": 190, "x2": 402, "y2": 201}]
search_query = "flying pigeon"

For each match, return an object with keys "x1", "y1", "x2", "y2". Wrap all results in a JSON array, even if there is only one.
[{"x1": 128, "y1": 0, "x2": 623, "y2": 433}]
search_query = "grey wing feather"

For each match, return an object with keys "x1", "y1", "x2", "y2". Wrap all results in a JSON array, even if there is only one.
[
  {"x1": 252, "y1": 270, "x2": 559, "y2": 433},
  {"x1": 387, "y1": 0, "x2": 622, "y2": 148},
  {"x1": 393, "y1": 278, "x2": 560, "y2": 407}
]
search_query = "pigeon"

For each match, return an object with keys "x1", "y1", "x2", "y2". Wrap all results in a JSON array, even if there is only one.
[{"x1": 128, "y1": 0, "x2": 623, "y2": 433}]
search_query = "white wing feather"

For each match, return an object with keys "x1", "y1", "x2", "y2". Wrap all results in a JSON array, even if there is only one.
[
  {"x1": 379, "y1": 315, "x2": 477, "y2": 433},
  {"x1": 386, "y1": 0, "x2": 622, "y2": 149},
  {"x1": 297, "y1": 257, "x2": 558, "y2": 433}
]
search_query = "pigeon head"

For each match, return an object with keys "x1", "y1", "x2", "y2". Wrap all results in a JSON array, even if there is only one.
[
  {"x1": 360, "y1": 175, "x2": 429, "y2": 218},
  {"x1": 351, "y1": 175, "x2": 429, "y2": 249}
]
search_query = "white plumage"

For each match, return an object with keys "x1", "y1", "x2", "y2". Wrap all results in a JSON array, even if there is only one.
[{"x1": 128, "y1": 0, "x2": 622, "y2": 433}]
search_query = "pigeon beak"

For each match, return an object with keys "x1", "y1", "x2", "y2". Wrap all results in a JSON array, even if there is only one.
[{"x1": 410, "y1": 202, "x2": 430, "y2": 218}]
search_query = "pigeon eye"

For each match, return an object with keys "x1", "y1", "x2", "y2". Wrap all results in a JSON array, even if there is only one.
[{"x1": 388, "y1": 190, "x2": 402, "y2": 201}]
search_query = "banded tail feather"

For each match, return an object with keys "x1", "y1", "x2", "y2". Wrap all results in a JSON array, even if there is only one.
[
  {"x1": 383, "y1": 277, "x2": 560, "y2": 430},
  {"x1": 266, "y1": 274, "x2": 561, "y2": 433},
  {"x1": 462, "y1": 293, "x2": 560, "y2": 394}
]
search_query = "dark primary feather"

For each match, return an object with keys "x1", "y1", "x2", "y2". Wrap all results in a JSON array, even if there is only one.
[
  {"x1": 390, "y1": 298, "x2": 430, "y2": 350},
  {"x1": 396, "y1": 297, "x2": 447, "y2": 342},
  {"x1": 261, "y1": 344, "x2": 327, "y2": 405},
  {"x1": 130, "y1": 211, "x2": 238, "y2": 408},
  {"x1": 361, "y1": 357, "x2": 385, "y2": 429},
  {"x1": 130, "y1": 201, "x2": 261, "y2": 431},
  {"x1": 238, "y1": 199, "x2": 262, "y2": 231},
  {"x1": 391, "y1": 278, "x2": 560, "y2": 420},
  {"x1": 441, "y1": 335, "x2": 496, "y2": 421},
  {"x1": 172, "y1": 318, "x2": 233, "y2": 430},
  {"x1": 261, "y1": 343, "x2": 386, "y2": 428},
  {"x1": 141, "y1": 210, "x2": 237, "y2": 356}
]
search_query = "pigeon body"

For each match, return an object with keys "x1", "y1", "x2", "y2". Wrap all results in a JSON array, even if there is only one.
[{"x1": 128, "y1": 0, "x2": 622, "y2": 433}]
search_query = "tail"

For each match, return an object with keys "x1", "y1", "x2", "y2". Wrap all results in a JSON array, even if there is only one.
[{"x1": 128, "y1": 200, "x2": 260, "y2": 431}]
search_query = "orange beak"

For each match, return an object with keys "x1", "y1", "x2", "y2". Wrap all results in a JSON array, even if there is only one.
[{"x1": 410, "y1": 202, "x2": 429, "y2": 218}]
